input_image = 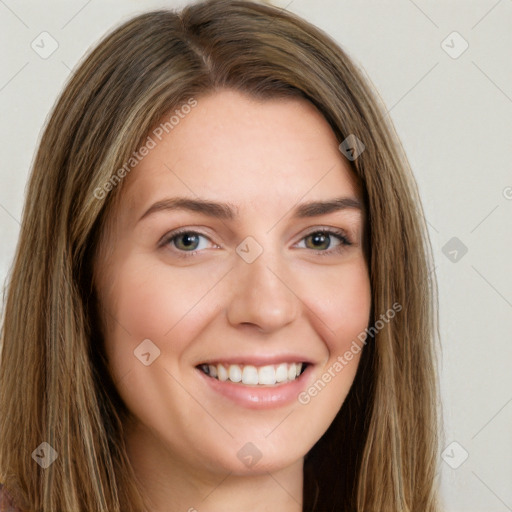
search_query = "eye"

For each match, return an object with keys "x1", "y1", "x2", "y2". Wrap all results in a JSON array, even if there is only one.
[
  {"x1": 160, "y1": 227, "x2": 353, "y2": 259},
  {"x1": 160, "y1": 229, "x2": 216, "y2": 258},
  {"x1": 295, "y1": 228, "x2": 352, "y2": 256}
]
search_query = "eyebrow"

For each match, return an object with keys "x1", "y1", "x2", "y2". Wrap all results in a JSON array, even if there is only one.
[{"x1": 138, "y1": 196, "x2": 363, "y2": 222}]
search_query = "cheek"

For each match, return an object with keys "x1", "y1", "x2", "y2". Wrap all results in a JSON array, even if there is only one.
[
  {"x1": 300, "y1": 257, "x2": 371, "y2": 355},
  {"x1": 283, "y1": 258, "x2": 371, "y2": 447},
  {"x1": 99, "y1": 254, "x2": 223, "y2": 380}
]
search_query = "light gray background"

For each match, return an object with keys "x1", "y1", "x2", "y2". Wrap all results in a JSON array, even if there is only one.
[{"x1": 1, "y1": 1, "x2": 511, "y2": 511}]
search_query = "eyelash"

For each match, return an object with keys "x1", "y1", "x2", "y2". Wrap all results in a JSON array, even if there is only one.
[{"x1": 160, "y1": 227, "x2": 353, "y2": 259}]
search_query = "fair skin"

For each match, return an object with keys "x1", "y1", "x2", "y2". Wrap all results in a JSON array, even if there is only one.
[{"x1": 94, "y1": 89, "x2": 371, "y2": 512}]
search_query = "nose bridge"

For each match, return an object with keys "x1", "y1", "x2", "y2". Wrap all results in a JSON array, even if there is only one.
[{"x1": 225, "y1": 234, "x2": 299, "y2": 331}]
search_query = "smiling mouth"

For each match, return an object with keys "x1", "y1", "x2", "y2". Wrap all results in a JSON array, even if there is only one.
[{"x1": 197, "y1": 362, "x2": 309, "y2": 386}]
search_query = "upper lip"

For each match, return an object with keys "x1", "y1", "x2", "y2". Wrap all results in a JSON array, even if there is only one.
[{"x1": 196, "y1": 354, "x2": 313, "y2": 367}]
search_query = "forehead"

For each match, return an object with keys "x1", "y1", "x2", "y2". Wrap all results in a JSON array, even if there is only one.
[{"x1": 120, "y1": 89, "x2": 362, "y2": 218}]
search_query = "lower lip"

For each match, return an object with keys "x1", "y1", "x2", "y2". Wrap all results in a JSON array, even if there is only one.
[{"x1": 196, "y1": 365, "x2": 313, "y2": 410}]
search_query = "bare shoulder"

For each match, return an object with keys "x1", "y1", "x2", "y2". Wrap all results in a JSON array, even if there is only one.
[{"x1": 0, "y1": 483, "x2": 22, "y2": 512}]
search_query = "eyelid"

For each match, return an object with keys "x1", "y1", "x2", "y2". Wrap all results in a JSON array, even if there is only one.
[{"x1": 299, "y1": 225, "x2": 352, "y2": 244}]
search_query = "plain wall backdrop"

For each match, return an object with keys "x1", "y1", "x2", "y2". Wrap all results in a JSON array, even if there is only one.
[{"x1": 1, "y1": 1, "x2": 511, "y2": 511}]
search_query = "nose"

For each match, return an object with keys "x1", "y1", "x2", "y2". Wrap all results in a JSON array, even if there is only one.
[{"x1": 225, "y1": 247, "x2": 299, "y2": 333}]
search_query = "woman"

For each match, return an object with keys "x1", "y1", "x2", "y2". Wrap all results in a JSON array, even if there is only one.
[{"x1": 0, "y1": 0, "x2": 442, "y2": 510}]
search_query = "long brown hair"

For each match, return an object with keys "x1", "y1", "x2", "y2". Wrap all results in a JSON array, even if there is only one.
[{"x1": 0, "y1": 1, "x2": 442, "y2": 510}]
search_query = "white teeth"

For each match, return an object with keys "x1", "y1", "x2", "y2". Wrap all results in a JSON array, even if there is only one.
[
  {"x1": 202, "y1": 362, "x2": 306, "y2": 386},
  {"x1": 258, "y1": 365, "x2": 276, "y2": 385},
  {"x1": 288, "y1": 363, "x2": 297, "y2": 381},
  {"x1": 217, "y1": 364, "x2": 228, "y2": 381},
  {"x1": 242, "y1": 365, "x2": 258, "y2": 385},
  {"x1": 228, "y1": 365, "x2": 242, "y2": 383},
  {"x1": 275, "y1": 363, "x2": 288, "y2": 383}
]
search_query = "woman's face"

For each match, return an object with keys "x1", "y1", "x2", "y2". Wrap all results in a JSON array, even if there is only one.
[{"x1": 94, "y1": 89, "x2": 371, "y2": 479}]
